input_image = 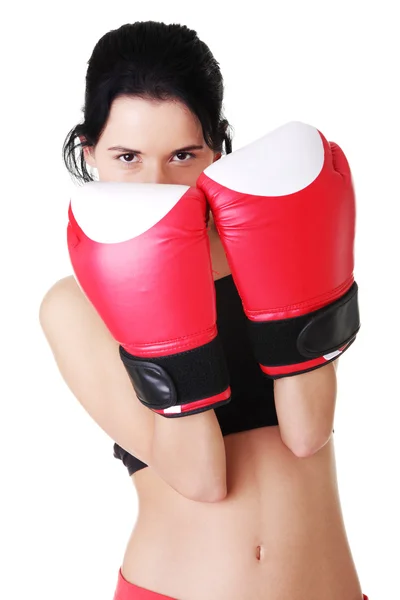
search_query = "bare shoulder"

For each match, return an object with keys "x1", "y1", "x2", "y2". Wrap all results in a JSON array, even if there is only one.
[
  {"x1": 39, "y1": 275, "x2": 114, "y2": 345},
  {"x1": 38, "y1": 276, "x2": 155, "y2": 466},
  {"x1": 40, "y1": 275, "x2": 91, "y2": 315}
]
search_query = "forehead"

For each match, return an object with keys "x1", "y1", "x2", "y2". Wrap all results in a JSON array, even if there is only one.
[{"x1": 101, "y1": 96, "x2": 204, "y2": 149}]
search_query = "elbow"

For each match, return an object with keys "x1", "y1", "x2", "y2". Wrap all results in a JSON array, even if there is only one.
[
  {"x1": 285, "y1": 429, "x2": 333, "y2": 459},
  {"x1": 189, "y1": 482, "x2": 228, "y2": 503},
  {"x1": 153, "y1": 460, "x2": 228, "y2": 503},
  {"x1": 203, "y1": 479, "x2": 228, "y2": 502},
  {"x1": 182, "y1": 465, "x2": 228, "y2": 503},
  {"x1": 193, "y1": 459, "x2": 228, "y2": 503},
  {"x1": 183, "y1": 462, "x2": 228, "y2": 502}
]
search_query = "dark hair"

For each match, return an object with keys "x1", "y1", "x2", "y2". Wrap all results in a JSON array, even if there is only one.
[{"x1": 63, "y1": 21, "x2": 233, "y2": 183}]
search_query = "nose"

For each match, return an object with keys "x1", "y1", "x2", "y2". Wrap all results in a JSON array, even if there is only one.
[{"x1": 143, "y1": 164, "x2": 171, "y2": 185}]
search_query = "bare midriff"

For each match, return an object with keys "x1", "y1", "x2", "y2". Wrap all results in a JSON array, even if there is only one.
[{"x1": 121, "y1": 425, "x2": 363, "y2": 600}]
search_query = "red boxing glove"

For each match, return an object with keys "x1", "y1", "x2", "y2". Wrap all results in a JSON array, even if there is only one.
[
  {"x1": 67, "y1": 182, "x2": 231, "y2": 416},
  {"x1": 197, "y1": 121, "x2": 360, "y2": 378}
]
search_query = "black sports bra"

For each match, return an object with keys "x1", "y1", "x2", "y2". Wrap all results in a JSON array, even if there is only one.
[{"x1": 113, "y1": 274, "x2": 278, "y2": 475}]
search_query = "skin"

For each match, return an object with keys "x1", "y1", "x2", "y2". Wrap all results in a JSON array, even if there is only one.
[
  {"x1": 83, "y1": 95, "x2": 221, "y2": 184},
  {"x1": 40, "y1": 96, "x2": 364, "y2": 599}
]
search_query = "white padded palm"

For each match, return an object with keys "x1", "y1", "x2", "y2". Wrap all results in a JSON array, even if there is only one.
[
  {"x1": 203, "y1": 121, "x2": 324, "y2": 196},
  {"x1": 70, "y1": 182, "x2": 190, "y2": 243}
]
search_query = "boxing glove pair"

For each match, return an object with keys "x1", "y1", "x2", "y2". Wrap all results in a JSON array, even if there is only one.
[{"x1": 67, "y1": 121, "x2": 360, "y2": 418}]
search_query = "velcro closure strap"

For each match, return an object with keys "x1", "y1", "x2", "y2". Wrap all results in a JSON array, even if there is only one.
[
  {"x1": 247, "y1": 282, "x2": 360, "y2": 377},
  {"x1": 119, "y1": 335, "x2": 230, "y2": 415},
  {"x1": 298, "y1": 282, "x2": 360, "y2": 357}
]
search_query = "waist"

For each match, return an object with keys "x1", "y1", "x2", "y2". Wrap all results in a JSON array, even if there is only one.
[{"x1": 121, "y1": 429, "x2": 362, "y2": 599}]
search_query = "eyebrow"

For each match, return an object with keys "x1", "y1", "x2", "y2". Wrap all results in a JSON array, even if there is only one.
[{"x1": 107, "y1": 144, "x2": 204, "y2": 154}]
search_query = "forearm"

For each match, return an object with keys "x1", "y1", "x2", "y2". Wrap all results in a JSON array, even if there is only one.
[
  {"x1": 149, "y1": 409, "x2": 227, "y2": 502},
  {"x1": 275, "y1": 362, "x2": 337, "y2": 458}
]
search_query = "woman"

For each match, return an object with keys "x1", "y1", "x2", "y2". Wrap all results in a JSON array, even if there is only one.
[{"x1": 39, "y1": 21, "x2": 368, "y2": 600}]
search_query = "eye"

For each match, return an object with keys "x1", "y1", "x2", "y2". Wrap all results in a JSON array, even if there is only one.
[
  {"x1": 117, "y1": 153, "x2": 138, "y2": 163},
  {"x1": 172, "y1": 152, "x2": 196, "y2": 162}
]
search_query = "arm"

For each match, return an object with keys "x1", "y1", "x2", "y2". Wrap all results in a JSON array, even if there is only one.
[
  {"x1": 39, "y1": 277, "x2": 227, "y2": 502},
  {"x1": 152, "y1": 411, "x2": 227, "y2": 502},
  {"x1": 274, "y1": 362, "x2": 337, "y2": 458},
  {"x1": 198, "y1": 122, "x2": 358, "y2": 460}
]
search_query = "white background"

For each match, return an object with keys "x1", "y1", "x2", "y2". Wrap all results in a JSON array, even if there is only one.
[{"x1": 1, "y1": 1, "x2": 398, "y2": 598}]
